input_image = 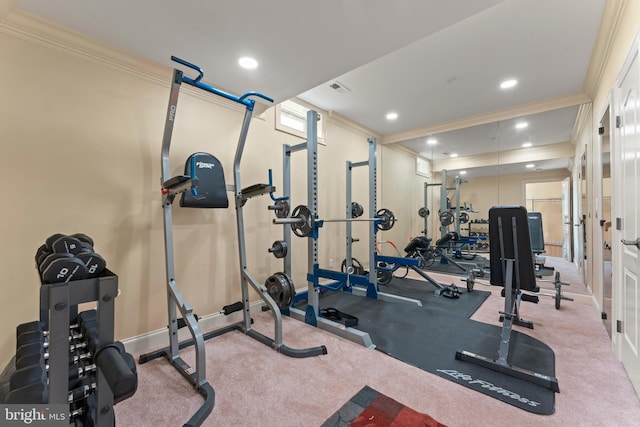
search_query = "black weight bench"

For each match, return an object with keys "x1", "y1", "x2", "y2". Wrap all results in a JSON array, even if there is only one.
[{"x1": 455, "y1": 206, "x2": 559, "y2": 392}]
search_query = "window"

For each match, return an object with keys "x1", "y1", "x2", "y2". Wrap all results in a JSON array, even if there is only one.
[{"x1": 275, "y1": 99, "x2": 325, "y2": 143}]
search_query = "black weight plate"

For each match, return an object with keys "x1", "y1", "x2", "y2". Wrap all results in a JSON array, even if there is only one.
[
  {"x1": 42, "y1": 258, "x2": 88, "y2": 284},
  {"x1": 76, "y1": 251, "x2": 106, "y2": 278},
  {"x1": 51, "y1": 236, "x2": 83, "y2": 254},
  {"x1": 39, "y1": 253, "x2": 74, "y2": 274},
  {"x1": 69, "y1": 233, "x2": 94, "y2": 247},
  {"x1": 44, "y1": 233, "x2": 66, "y2": 250}
]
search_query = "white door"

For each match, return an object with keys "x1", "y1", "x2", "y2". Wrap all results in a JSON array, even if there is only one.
[
  {"x1": 561, "y1": 177, "x2": 571, "y2": 260},
  {"x1": 614, "y1": 34, "x2": 640, "y2": 395}
]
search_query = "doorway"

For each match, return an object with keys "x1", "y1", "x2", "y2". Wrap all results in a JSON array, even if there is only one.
[
  {"x1": 599, "y1": 105, "x2": 612, "y2": 338},
  {"x1": 525, "y1": 181, "x2": 564, "y2": 258}
]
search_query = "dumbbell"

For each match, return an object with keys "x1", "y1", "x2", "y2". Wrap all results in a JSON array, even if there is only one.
[
  {"x1": 7, "y1": 343, "x2": 136, "y2": 405},
  {"x1": 16, "y1": 310, "x2": 97, "y2": 339},
  {"x1": 16, "y1": 319, "x2": 98, "y2": 363},
  {"x1": 9, "y1": 356, "x2": 97, "y2": 392},
  {"x1": 35, "y1": 233, "x2": 106, "y2": 283},
  {"x1": 17, "y1": 320, "x2": 97, "y2": 351},
  {"x1": 6, "y1": 374, "x2": 96, "y2": 405}
]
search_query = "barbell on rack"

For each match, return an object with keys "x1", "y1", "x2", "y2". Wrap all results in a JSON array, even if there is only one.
[{"x1": 273, "y1": 205, "x2": 396, "y2": 237}]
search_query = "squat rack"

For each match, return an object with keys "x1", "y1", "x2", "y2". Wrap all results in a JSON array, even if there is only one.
[{"x1": 274, "y1": 112, "x2": 420, "y2": 348}]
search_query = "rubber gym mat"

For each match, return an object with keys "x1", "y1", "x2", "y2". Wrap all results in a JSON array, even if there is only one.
[
  {"x1": 311, "y1": 291, "x2": 556, "y2": 415},
  {"x1": 379, "y1": 277, "x2": 490, "y2": 318}
]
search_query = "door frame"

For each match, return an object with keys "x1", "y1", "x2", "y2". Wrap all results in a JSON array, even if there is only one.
[{"x1": 592, "y1": 95, "x2": 611, "y2": 317}]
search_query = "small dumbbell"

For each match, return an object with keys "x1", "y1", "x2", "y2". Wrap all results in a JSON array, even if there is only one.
[{"x1": 16, "y1": 310, "x2": 97, "y2": 338}]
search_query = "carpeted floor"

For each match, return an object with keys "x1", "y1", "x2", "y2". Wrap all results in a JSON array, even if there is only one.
[{"x1": 115, "y1": 256, "x2": 640, "y2": 426}]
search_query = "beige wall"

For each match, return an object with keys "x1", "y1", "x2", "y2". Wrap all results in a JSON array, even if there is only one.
[{"x1": 0, "y1": 22, "x2": 375, "y2": 367}]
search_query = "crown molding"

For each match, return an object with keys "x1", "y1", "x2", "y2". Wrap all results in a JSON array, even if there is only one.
[
  {"x1": 382, "y1": 92, "x2": 591, "y2": 145},
  {"x1": 571, "y1": 102, "x2": 594, "y2": 143},
  {"x1": 0, "y1": 9, "x2": 250, "y2": 114},
  {"x1": 582, "y1": 0, "x2": 628, "y2": 98},
  {"x1": 325, "y1": 109, "x2": 381, "y2": 140}
]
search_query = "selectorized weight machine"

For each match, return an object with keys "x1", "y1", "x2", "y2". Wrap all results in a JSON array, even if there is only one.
[{"x1": 138, "y1": 56, "x2": 325, "y2": 427}]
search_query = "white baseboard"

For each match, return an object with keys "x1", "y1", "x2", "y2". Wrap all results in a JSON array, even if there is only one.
[{"x1": 120, "y1": 301, "x2": 264, "y2": 355}]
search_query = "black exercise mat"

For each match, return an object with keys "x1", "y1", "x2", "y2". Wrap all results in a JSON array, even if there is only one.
[
  {"x1": 380, "y1": 277, "x2": 490, "y2": 318},
  {"x1": 312, "y1": 292, "x2": 556, "y2": 414}
]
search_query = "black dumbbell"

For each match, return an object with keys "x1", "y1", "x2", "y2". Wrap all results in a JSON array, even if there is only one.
[
  {"x1": 17, "y1": 320, "x2": 97, "y2": 351},
  {"x1": 36, "y1": 233, "x2": 104, "y2": 283},
  {"x1": 16, "y1": 310, "x2": 97, "y2": 338},
  {"x1": 6, "y1": 374, "x2": 96, "y2": 405},
  {"x1": 11, "y1": 358, "x2": 97, "y2": 391}
]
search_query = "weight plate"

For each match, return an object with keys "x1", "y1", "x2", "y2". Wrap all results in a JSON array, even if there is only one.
[
  {"x1": 376, "y1": 264, "x2": 393, "y2": 285},
  {"x1": 376, "y1": 208, "x2": 396, "y2": 231},
  {"x1": 418, "y1": 207, "x2": 429, "y2": 218},
  {"x1": 269, "y1": 240, "x2": 288, "y2": 259},
  {"x1": 264, "y1": 272, "x2": 295, "y2": 309},
  {"x1": 459, "y1": 212, "x2": 469, "y2": 224},
  {"x1": 351, "y1": 202, "x2": 364, "y2": 218},
  {"x1": 291, "y1": 205, "x2": 314, "y2": 237},
  {"x1": 439, "y1": 211, "x2": 454, "y2": 226},
  {"x1": 274, "y1": 200, "x2": 290, "y2": 219}
]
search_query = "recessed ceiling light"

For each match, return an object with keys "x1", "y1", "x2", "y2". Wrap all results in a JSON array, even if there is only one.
[
  {"x1": 238, "y1": 56, "x2": 258, "y2": 69},
  {"x1": 459, "y1": 170, "x2": 467, "y2": 175},
  {"x1": 450, "y1": 153, "x2": 458, "y2": 158},
  {"x1": 426, "y1": 138, "x2": 437, "y2": 145},
  {"x1": 522, "y1": 142, "x2": 533, "y2": 148},
  {"x1": 386, "y1": 112, "x2": 398, "y2": 120},
  {"x1": 526, "y1": 163, "x2": 535, "y2": 168},
  {"x1": 500, "y1": 79, "x2": 518, "y2": 89},
  {"x1": 515, "y1": 122, "x2": 528, "y2": 130}
]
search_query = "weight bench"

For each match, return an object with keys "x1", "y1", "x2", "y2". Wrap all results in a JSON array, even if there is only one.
[{"x1": 455, "y1": 206, "x2": 559, "y2": 392}]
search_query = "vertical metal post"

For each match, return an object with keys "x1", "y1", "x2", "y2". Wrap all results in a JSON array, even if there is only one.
[
  {"x1": 367, "y1": 137, "x2": 378, "y2": 292},
  {"x1": 423, "y1": 182, "x2": 429, "y2": 235},
  {"x1": 160, "y1": 70, "x2": 184, "y2": 362},
  {"x1": 283, "y1": 145, "x2": 292, "y2": 279},
  {"x1": 346, "y1": 161, "x2": 353, "y2": 277},
  {"x1": 455, "y1": 176, "x2": 462, "y2": 236},
  {"x1": 440, "y1": 169, "x2": 449, "y2": 239},
  {"x1": 306, "y1": 110, "x2": 320, "y2": 325},
  {"x1": 233, "y1": 108, "x2": 257, "y2": 334}
]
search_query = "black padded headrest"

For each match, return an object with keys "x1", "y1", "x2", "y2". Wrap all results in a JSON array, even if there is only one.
[{"x1": 180, "y1": 152, "x2": 229, "y2": 209}]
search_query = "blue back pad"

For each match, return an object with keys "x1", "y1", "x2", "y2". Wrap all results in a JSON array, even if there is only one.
[
  {"x1": 180, "y1": 152, "x2": 229, "y2": 209},
  {"x1": 489, "y1": 206, "x2": 537, "y2": 291}
]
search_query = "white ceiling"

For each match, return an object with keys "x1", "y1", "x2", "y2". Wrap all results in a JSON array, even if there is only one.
[{"x1": 12, "y1": 0, "x2": 607, "y2": 175}]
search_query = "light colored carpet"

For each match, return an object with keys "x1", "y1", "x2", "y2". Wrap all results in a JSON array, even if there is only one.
[{"x1": 116, "y1": 258, "x2": 640, "y2": 426}]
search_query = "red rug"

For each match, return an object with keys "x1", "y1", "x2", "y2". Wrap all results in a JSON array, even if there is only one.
[{"x1": 322, "y1": 386, "x2": 447, "y2": 427}]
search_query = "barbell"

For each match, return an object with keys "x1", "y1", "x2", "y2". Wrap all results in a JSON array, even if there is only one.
[{"x1": 272, "y1": 205, "x2": 396, "y2": 237}]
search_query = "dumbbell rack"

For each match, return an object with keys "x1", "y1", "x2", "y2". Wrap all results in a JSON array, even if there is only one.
[{"x1": 38, "y1": 269, "x2": 118, "y2": 425}]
